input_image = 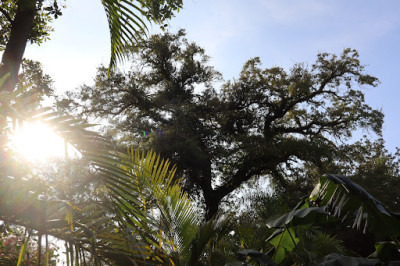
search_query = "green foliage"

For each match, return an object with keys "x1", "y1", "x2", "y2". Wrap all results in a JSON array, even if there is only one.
[
  {"x1": 297, "y1": 136, "x2": 400, "y2": 214},
  {"x1": 57, "y1": 29, "x2": 222, "y2": 202},
  {"x1": 110, "y1": 149, "x2": 201, "y2": 264},
  {"x1": 235, "y1": 249, "x2": 276, "y2": 266},
  {"x1": 17, "y1": 59, "x2": 54, "y2": 101},
  {"x1": 288, "y1": 230, "x2": 345, "y2": 265},
  {"x1": 266, "y1": 206, "x2": 331, "y2": 229},
  {"x1": 0, "y1": 226, "x2": 57, "y2": 265},
  {"x1": 0, "y1": 0, "x2": 59, "y2": 51},
  {"x1": 3, "y1": 1, "x2": 400, "y2": 264},
  {"x1": 0, "y1": 76, "x2": 233, "y2": 263},
  {"x1": 373, "y1": 241, "x2": 400, "y2": 262},
  {"x1": 343, "y1": 138, "x2": 400, "y2": 213},
  {"x1": 102, "y1": 0, "x2": 183, "y2": 69},
  {"x1": 59, "y1": 30, "x2": 384, "y2": 219},
  {"x1": 310, "y1": 174, "x2": 400, "y2": 238},
  {"x1": 251, "y1": 174, "x2": 400, "y2": 264},
  {"x1": 269, "y1": 227, "x2": 299, "y2": 264}
]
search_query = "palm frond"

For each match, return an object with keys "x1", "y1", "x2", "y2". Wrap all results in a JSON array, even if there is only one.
[
  {"x1": 110, "y1": 149, "x2": 201, "y2": 263},
  {"x1": 102, "y1": 0, "x2": 147, "y2": 70},
  {"x1": 101, "y1": 0, "x2": 183, "y2": 70},
  {"x1": 184, "y1": 215, "x2": 233, "y2": 266}
]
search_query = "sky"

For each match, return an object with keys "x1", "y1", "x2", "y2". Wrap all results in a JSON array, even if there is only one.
[{"x1": 24, "y1": 0, "x2": 400, "y2": 152}]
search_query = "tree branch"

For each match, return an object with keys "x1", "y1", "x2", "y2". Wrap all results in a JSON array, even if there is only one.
[
  {"x1": 262, "y1": 71, "x2": 349, "y2": 134},
  {"x1": 274, "y1": 117, "x2": 350, "y2": 135}
]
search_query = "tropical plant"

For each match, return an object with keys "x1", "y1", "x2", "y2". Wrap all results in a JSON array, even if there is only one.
[
  {"x1": 91, "y1": 149, "x2": 233, "y2": 265},
  {"x1": 249, "y1": 174, "x2": 400, "y2": 265},
  {"x1": 1, "y1": 75, "x2": 234, "y2": 264}
]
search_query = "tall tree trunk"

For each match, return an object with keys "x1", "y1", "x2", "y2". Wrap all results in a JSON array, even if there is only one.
[
  {"x1": 0, "y1": 0, "x2": 36, "y2": 92},
  {"x1": 197, "y1": 159, "x2": 224, "y2": 220},
  {"x1": 204, "y1": 189, "x2": 222, "y2": 221}
]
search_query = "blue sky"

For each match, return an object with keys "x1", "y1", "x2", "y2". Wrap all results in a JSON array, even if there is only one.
[{"x1": 24, "y1": 0, "x2": 400, "y2": 152}]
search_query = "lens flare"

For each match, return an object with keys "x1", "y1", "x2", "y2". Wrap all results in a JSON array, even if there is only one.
[{"x1": 10, "y1": 122, "x2": 66, "y2": 161}]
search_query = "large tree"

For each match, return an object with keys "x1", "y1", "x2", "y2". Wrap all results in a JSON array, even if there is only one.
[{"x1": 60, "y1": 30, "x2": 384, "y2": 219}]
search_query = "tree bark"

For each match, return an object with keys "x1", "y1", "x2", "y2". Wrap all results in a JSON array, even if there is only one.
[
  {"x1": 204, "y1": 191, "x2": 222, "y2": 221},
  {"x1": 0, "y1": 0, "x2": 36, "y2": 92},
  {"x1": 202, "y1": 152, "x2": 288, "y2": 220},
  {"x1": 195, "y1": 158, "x2": 221, "y2": 220}
]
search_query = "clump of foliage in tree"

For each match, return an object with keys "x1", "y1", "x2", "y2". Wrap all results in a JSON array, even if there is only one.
[{"x1": 59, "y1": 30, "x2": 384, "y2": 219}]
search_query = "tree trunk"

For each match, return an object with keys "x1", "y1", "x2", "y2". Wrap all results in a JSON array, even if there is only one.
[
  {"x1": 0, "y1": 0, "x2": 36, "y2": 92},
  {"x1": 204, "y1": 190, "x2": 222, "y2": 220},
  {"x1": 197, "y1": 159, "x2": 224, "y2": 220},
  {"x1": 202, "y1": 158, "x2": 271, "y2": 220}
]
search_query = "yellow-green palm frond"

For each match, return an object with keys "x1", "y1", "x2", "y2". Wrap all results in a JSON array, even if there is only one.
[{"x1": 113, "y1": 149, "x2": 201, "y2": 262}]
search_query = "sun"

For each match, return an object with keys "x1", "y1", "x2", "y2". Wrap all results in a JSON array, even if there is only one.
[{"x1": 10, "y1": 122, "x2": 66, "y2": 161}]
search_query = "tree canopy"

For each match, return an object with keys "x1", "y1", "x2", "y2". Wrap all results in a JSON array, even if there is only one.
[{"x1": 60, "y1": 30, "x2": 384, "y2": 219}]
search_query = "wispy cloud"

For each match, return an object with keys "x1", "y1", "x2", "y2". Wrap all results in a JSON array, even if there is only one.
[{"x1": 257, "y1": 0, "x2": 333, "y2": 25}]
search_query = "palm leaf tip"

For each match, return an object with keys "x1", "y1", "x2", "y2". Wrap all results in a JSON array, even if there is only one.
[
  {"x1": 102, "y1": 0, "x2": 183, "y2": 71},
  {"x1": 102, "y1": 0, "x2": 148, "y2": 71}
]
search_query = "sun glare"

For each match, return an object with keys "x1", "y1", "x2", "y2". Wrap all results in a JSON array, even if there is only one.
[{"x1": 10, "y1": 122, "x2": 66, "y2": 161}]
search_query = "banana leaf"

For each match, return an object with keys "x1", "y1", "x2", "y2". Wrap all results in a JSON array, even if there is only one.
[{"x1": 310, "y1": 174, "x2": 400, "y2": 238}]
